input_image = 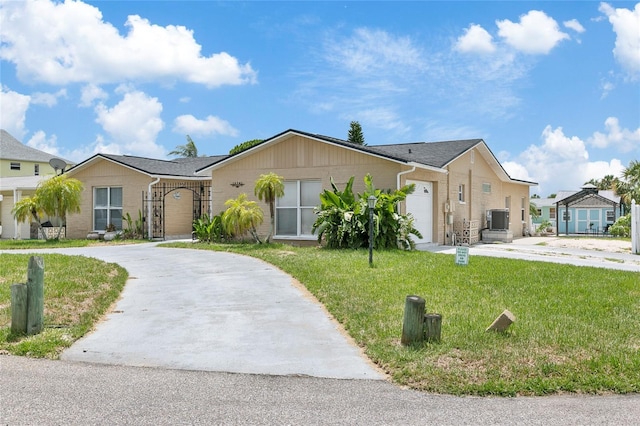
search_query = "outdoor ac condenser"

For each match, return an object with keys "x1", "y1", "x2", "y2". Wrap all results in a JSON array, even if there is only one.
[{"x1": 487, "y1": 209, "x2": 509, "y2": 230}]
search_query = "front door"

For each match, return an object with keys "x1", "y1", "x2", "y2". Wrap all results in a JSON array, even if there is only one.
[{"x1": 405, "y1": 180, "x2": 433, "y2": 244}]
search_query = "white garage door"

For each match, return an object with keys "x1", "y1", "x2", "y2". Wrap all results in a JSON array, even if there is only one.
[{"x1": 405, "y1": 180, "x2": 433, "y2": 245}]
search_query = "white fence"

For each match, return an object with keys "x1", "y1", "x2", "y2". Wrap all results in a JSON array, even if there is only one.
[{"x1": 632, "y1": 200, "x2": 639, "y2": 255}]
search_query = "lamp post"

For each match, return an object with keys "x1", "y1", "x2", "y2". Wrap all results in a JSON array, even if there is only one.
[{"x1": 368, "y1": 195, "x2": 377, "y2": 267}]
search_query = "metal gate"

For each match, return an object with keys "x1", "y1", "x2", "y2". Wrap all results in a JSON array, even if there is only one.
[{"x1": 143, "y1": 181, "x2": 212, "y2": 240}]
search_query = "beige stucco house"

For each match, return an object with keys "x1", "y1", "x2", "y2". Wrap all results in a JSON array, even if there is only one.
[
  {"x1": 198, "y1": 129, "x2": 536, "y2": 246},
  {"x1": 62, "y1": 129, "x2": 534, "y2": 245},
  {"x1": 65, "y1": 154, "x2": 226, "y2": 239}
]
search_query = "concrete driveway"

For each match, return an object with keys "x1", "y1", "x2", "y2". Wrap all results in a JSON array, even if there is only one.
[{"x1": 20, "y1": 243, "x2": 383, "y2": 380}]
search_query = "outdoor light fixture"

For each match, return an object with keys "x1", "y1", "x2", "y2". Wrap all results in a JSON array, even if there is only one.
[
  {"x1": 230, "y1": 181, "x2": 245, "y2": 188},
  {"x1": 368, "y1": 195, "x2": 377, "y2": 267}
]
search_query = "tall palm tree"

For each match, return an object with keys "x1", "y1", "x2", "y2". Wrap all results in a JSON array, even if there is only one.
[
  {"x1": 222, "y1": 193, "x2": 264, "y2": 243},
  {"x1": 254, "y1": 172, "x2": 284, "y2": 243},
  {"x1": 169, "y1": 135, "x2": 199, "y2": 157},
  {"x1": 614, "y1": 160, "x2": 640, "y2": 214}
]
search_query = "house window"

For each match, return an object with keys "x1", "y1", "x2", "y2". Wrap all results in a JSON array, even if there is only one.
[
  {"x1": 458, "y1": 184, "x2": 465, "y2": 203},
  {"x1": 505, "y1": 196, "x2": 511, "y2": 210},
  {"x1": 482, "y1": 183, "x2": 491, "y2": 193},
  {"x1": 521, "y1": 197, "x2": 525, "y2": 221},
  {"x1": 10, "y1": 162, "x2": 20, "y2": 170},
  {"x1": 550, "y1": 207, "x2": 556, "y2": 219},
  {"x1": 276, "y1": 180, "x2": 321, "y2": 237},
  {"x1": 562, "y1": 210, "x2": 571, "y2": 221},
  {"x1": 34, "y1": 164, "x2": 40, "y2": 176},
  {"x1": 536, "y1": 208, "x2": 542, "y2": 217},
  {"x1": 606, "y1": 210, "x2": 614, "y2": 222},
  {"x1": 94, "y1": 187, "x2": 123, "y2": 231}
]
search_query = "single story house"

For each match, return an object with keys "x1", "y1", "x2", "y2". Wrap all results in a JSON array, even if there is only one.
[
  {"x1": 63, "y1": 129, "x2": 534, "y2": 245},
  {"x1": 554, "y1": 185, "x2": 621, "y2": 235},
  {"x1": 65, "y1": 154, "x2": 226, "y2": 239},
  {"x1": 197, "y1": 129, "x2": 536, "y2": 246}
]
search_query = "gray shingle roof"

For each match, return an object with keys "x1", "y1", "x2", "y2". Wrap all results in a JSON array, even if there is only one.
[
  {"x1": 0, "y1": 129, "x2": 71, "y2": 163},
  {"x1": 70, "y1": 153, "x2": 228, "y2": 177},
  {"x1": 368, "y1": 139, "x2": 483, "y2": 168}
]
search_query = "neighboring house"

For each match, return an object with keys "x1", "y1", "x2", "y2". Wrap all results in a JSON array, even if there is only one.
[
  {"x1": 198, "y1": 129, "x2": 535, "y2": 246},
  {"x1": 530, "y1": 197, "x2": 558, "y2": 231},
  {"x1": 531, "y1": 185, "x2": 621, "y2": 235},
  {"x1": 0, "y1": 129, "x2": 73, "y2": 239},
  {"x1": 65, "y1": 154, "x2": 227, "y2": 239},
  {"x1": 554, "y1": 185, "x2": 621, "y2": 235}
]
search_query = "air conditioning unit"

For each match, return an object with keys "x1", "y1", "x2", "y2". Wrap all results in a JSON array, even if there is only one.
[{"x1": 487, "y1": 209, "x2": 509, "y2": 230}]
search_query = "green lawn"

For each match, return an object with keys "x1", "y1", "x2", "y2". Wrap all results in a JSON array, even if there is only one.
[
  {"x1": 0, "y1": 252, "x2": 128, "y2": 358},
  {"x1": 1, "y1": 238, "x2": 638, "y2": 396},
  {"x1": 164, "y1": 242, "x2": 640, "y2": 396}
]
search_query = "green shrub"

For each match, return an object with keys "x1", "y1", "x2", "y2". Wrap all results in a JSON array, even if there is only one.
[
  {"x1": 312, "y1": 174, "x2": 421, "y2": 249},
  {"x1": 609, "y1": 214, "x2": 631, "y2": 237},
  {"x1": 193, "y1": 213, "x2": 228, "y2": 243}
]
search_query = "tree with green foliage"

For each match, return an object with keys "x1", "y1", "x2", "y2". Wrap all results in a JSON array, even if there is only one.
[
  {"x1": 222, "y1": 193, "x2": 264, "y2": 243},
  {"x1": 169, "y1": 135, "x2": 199, "y2": 157},
  {"x1": 347, "y1": 121, "x2": 365, "y2": 145},
  {"x1": 613, "y1": 160, "x2": 640, "y2": 214},
  {"x1": 254, "y1": 172, "x2": 285, "y2": 243},
  {"x1": 12, "y1": 174, "x2": 84, "y2": 240},
  {"x1": 585, "y1": 174, "x2": 618, "y2": 190},
  {"x1": 312, "y1": 174, "x2": 420, "y2": 249},
  {"x1": 229, "y1": 139, "x2": 263, "y2": 155}
]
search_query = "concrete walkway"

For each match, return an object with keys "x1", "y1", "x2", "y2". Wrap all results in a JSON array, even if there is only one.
[
  {"x1": 423, "y1": 237, "x2": 640, "y2": 273},
  {"x1": 14, "y1": 243, "x2": 383, "y2": 380}
]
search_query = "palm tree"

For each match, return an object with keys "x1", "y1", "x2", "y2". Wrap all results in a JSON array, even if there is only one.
[
  {"x1": 222, "y1": 193, "x2": 264, "y2": 243},
  {"x1": 12, "y1": 195, "x2": 45, "y2": 238},
  {"x1": 169, "y1": 135, "x2": 199, "y2": 157},
  {"x1": 12, "y1": 174, "x2": 83, "y2": 240},
  {"x1": 614, "y1": 160, "x2": 640, "y2": 214},
  {"x1": 37, "y1": 174, "x2": 84, "y2": 239},
  {"x1": 254, "y1": 172, "x2": 284, "y2": 243}
]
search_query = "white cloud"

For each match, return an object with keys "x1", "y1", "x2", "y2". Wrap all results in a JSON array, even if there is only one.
[
  {"x1": 94, "y1": 89, "x2": 165, "y2": 158},
  {"x1": 496, "y1": 10, "x2": 570, "y2": 54},
  {"x1": 563, "y1": 19, "x2": 585, "y2": 33},
  {"x1": 0, "y1": 86, "x2": 30, "y2": 138},
  {"x1": 0, "y1": 0, "x2": 257, "y2": 87},
  {"x1": 26, "y1": 130, "x2": 62, "y2": 157},
  {"x1": 599, "y1": 2, "x2": 640, "y2": 80},
  {"x1": 30, "y1": 89, "x2": 67, "y2": 107},
  {"x1": 507, "y1": 124, "x2": 630, "y2": 195},
  {"x1": 80, "y1": 84, "x2": 108, "y2": 107},
  {"x1": 173, "y1": 114, "x2": 238, "y2": 137},
  {"x1": 455, "y1": 24, "x2": 496, "y2": 54},
  {"x1": 325, "y1": 28, "x2": 425, "y2": 74},
  {"x1": 588, "y1": 117, "x2": 640, "y2": 153}
]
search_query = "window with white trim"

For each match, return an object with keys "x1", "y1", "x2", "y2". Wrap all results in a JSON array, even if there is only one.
[
  {"x1": 10, "y1": 162, "x2": 20, "y2": 170},
  {"x1": 458, "y1": 184, "x2": 465, "y2": 203},
  {"x1": 606, "y1": 210, "x2": 614, "y2": 222},
  {"x1": 562, "y1": 209, "x2": 571, "y2": 221},
  {"x1": 94, "y1": 187, "x2": 123, "y2": 231},
  {"x1": 276, "y1": 180, "x2": 321, "y2": 237},
  {"x1": 34, "y1": 164, "x2": 40, "y2": 176},
  {"x1": 550, "y1": 207, "x2": 556, "y2": 219},
  {"x1": 482, "y1": 183, "x2": 491, "y2": 193}
]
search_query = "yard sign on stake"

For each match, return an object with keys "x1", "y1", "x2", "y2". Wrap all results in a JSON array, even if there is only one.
[{"x1": 455, "y1": 246, "x2": 469, "y2": 266}]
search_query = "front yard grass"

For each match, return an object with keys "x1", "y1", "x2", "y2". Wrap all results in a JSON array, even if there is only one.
[
  {"x1": 0, "y1": 253, "x2": 127, "y2": 358},
  {"x1": 165, "y1": 242, "x2": 640, "y2": 396}
]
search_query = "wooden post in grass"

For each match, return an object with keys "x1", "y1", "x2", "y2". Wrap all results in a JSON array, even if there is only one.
[
  {"x1": 424, "y1": 313, "x2": 442, "y2": 342},
  {"x1": 10, "y1": 283, "x2": 28, "y2": 334},
  {"x1": 26, "y1": 256, "x2": 45, "y2": 335},
  {"x1": 402, "y1": 295, "x2": 425, "y2": 345}
]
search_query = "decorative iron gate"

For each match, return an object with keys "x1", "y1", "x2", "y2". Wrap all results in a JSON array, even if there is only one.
[{"x1": 143, "y1": 181, "x2": 211, "y2": 240}]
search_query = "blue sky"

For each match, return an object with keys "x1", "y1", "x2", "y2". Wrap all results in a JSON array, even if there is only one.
[{"x1": 1, "y1": 1, "x2": 638, "y2": 195}]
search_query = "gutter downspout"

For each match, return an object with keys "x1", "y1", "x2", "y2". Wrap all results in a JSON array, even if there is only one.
[
  {"x1": 397, "y1": 166, "x2": 416, "y2": 192},
  {"x1": 148, "y1": 177, "x2": 160, "y2": 240}
]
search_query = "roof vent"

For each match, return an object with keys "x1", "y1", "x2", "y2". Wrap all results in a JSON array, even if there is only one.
[{"x1": 408, "y1": 149, "x2": 412, "y2": 154}]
